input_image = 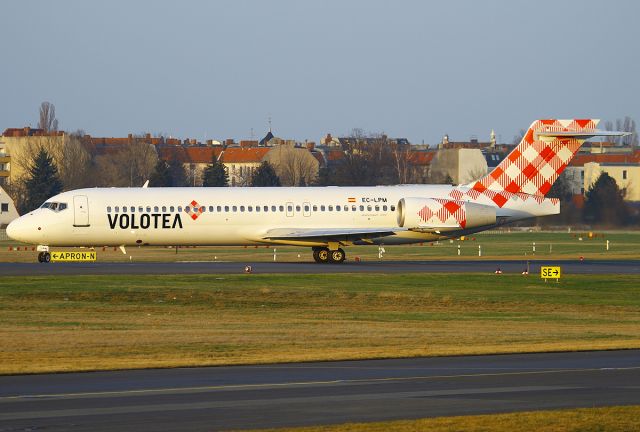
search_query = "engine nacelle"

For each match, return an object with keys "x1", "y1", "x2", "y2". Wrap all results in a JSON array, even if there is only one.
[{"x1": 397, "y1": 197, "x2": 496, "y2": 231}]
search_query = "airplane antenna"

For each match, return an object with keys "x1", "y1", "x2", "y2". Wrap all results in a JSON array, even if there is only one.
[
  {"x1": 268, "y1": 114, "x2": 272, "y2": 133},
  {"x1": 142, "y1": 180, "x2": 149, "y2": 188}
]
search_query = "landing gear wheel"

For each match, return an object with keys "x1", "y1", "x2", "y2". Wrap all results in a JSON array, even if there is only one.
[
  {"x1": 37, "y1": 252, "x2": 44, "y2": 263},
  {"x1": 328, "y1": 248, "x2": 346, "y2": 264},
  {"x1": 42, "y1": 252, "x2": 51, "y2": 263},
  {"x1": 314, "y1": 247, "x2": 330, "y2": 263}
]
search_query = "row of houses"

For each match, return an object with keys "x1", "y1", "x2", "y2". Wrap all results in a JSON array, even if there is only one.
[{"x1": 1, "y1": 126, "x2": 639, "y2": 200}]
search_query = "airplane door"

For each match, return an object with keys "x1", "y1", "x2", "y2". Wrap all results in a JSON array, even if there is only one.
[
  {"x1": 73, "y1": 195, "x2": 90, "y2": 227},
  {"x1": 303, "y1": 202, "x2": 311, "y2": 217},
  {"x1": 286, "y1": 202, "x2": 294, "y2": 217}
]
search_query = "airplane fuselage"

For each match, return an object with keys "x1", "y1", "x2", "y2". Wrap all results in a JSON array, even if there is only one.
[{"x1": 7, "y1": 184, "x2": 555, "y2": 249}]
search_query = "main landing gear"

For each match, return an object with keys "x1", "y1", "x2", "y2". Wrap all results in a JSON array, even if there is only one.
[
  {"x1": 312, "y1": 247, "x2": 346, "y2": 264},
  {"x1": 37, "y1": 252, "x2": 51, "y2": 263}
]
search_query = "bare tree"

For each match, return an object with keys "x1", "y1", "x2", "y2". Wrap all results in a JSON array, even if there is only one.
[
  {"x1": 512, "y1": 128, "x2": 526, "y2": 145},
  {"x1": 390, "y1": 140, "x2": 411, "y2": 184},
  {"x1": 264, "y1": 145, "x2": 319, "y2": 186},
  {"x1": 93, "y1": 136, "x2": 157, "y2": 187},
  {"x1": 38, "y1": 101, "x2": 59, "y2": 132},
  {"x1": 606, "y1": 117, "x2": 638, "y2": 146}
]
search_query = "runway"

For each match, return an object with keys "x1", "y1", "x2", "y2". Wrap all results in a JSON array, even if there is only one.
[
  {"x1": 1, "y1": 350, "x2": 639, "y2": 431},
  {"x1": 2, "y1": 259, "x2": 640, "y2": 276}
]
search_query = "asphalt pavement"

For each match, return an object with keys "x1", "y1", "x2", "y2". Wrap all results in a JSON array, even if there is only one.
[
  {"x1": 1, "y1": 259, "x2": 640, "y2": 276},
  {"x1": 1, "y1": 350, "x2": 639, "y2": 431}
]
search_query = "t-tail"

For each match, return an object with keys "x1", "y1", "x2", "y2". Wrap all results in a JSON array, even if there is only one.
[{"x1": 447, "y1": 119, "x2": 629, "y2": 219}]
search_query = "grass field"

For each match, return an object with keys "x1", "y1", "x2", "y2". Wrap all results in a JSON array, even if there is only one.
[
  {"x1": 245, "y1": 405, "x2": 640, "y2": 432},
  {"x1": 1, "y1": 230, "x2": 640, "y2": 263},
  {"x1": 1, "y1": 272, "x2": 639, "y2": 374}
]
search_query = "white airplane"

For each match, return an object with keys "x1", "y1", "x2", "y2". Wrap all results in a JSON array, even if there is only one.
[{"x1": 6, "y1": 119, "x2": 626, "y2": 263}]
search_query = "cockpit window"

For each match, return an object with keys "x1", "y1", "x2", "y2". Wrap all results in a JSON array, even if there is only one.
[{"x1": 40, "y1": 201, "x2": 68, "y2": 212}]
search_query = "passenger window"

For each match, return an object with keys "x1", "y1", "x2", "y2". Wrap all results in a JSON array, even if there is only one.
[
  {"x1": 209, "y1": 206, "x2": 213, "y2": 212},
  {"x1": 162, "y1": 206, "x2": 167, "y2": 212},
  {"x1": 107, "y1": 206, "x2": 112, "y2": 213},
  {"x1": 383, "y1": 205, "x2": 387, "y2": 211},
  {"x1": 59, "y1": 203, "x2": 67, "y2": 211},
  {"x1": 295, "y1": 205, "x2": 300, "y2": 212},
  {"x1": 321, "y1": 205, "x2": 326, "y2": 211},
  {"x1": 170, "y1": 206, "x2": 175, "y2": 212},
  {"x1": 139, "y1": 206, "x2": 143, "y2": 213},
  {"x1": 178, "y1": 206, "x2": 183, "y2": 212},
  {"x1": 352, "y1": 205, "x2": 356, "y2": 211},
  {"x1": 200, "y1": 206, "x2": 206, "y2": 213},
  {"x1": 186, "y1": 206, "x2": 191, "y2": 212},
  {"x1": 217, "y1": 206, "x2": 222, "y2": 212},
  {"x1": 115, "y1": 206, "x2": 120, "y2": 213},
  {"x1": 232, "y1": 206, "x2": 237, "y2": 212},
  {"x1": 375, "y1": 205, "x2": 379, "y2": 211},
  {"x1": 224, "y1": 206, "x2": 229, "y2": 212},
  {"x1": 256, "y1": 206, "x2": 260, "y2": 212},
  {"x1": 248, "y1": 206, "x2": 253, "y2": 212},
  {"x1": 328, "y1": 205, "x2": 333, "y2": 211},
  {"x1": 240, "y1": 206, "x2": 245, "y2": 212},
  {"x1": 264, "y1": 206, "x2": 269, "y2": 212},
  {"x1": 146, "y1": 206, "x2": 151, "y2": 212},
  {"x1": 359, "y1": 205, "x2": 364, "y2": 211},
  {"x1": 391, "y1": 205, "x2": 396, "y2": 211},
  {"x1": 304, "y1": 205, "x2": 309, "y2": 212},
  {"x1": 154, "y1": 206, "x2": 159, "y2": 212},
  {"x1": 279, "y1": 205, "x2": 284, "y2": 212},
  {"x1": 272, "y1": 206, "x2": 277, "y2": 212},
  {"x1": 336, "y1": 205, "x2": 341, "y2": 212},
  {"x1": 367, "y1": 205, "x2": 372, "y2": 211},
  {"x1": 288, "y1": 205, "x2": 293, "y2": 212},
  {"x1": 313, "y1": 205, "x2": 317, "y2": 211}
]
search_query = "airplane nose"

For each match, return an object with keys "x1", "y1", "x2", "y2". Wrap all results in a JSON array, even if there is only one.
[
  {"x1": 6, "y1": 217, "x2": 30, "y2": 243},
  {"x1": 6, "y1": 218, "x2": 19, "y2": 241}
]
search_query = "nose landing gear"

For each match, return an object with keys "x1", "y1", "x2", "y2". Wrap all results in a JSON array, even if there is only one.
[
  {"x1": 37, "y1": 252, "x2": 51, "y2": 263},
  {"x1": 312, "y1": 247, "x2": 346, "y2": 264}
]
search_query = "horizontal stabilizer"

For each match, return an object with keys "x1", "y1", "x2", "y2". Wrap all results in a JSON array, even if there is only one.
[{"x1": 536, "y1": 130, "x2": 631, "y2": 140}]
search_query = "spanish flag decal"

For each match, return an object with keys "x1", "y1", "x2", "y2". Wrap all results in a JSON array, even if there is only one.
[{"x1": 348, "y1": 197, "x2": 356, "y2": 203}]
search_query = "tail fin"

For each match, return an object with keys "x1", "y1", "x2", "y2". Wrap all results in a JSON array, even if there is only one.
[{"x1": 467, "y1": 119, "x2": 622, "y2": 197}]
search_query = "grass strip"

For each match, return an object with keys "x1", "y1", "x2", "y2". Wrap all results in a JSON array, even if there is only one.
[
  {"x1": 243, "y1": 405, "x2": 640, "y2": 432},
  {"x1": 1, "y1": 273, "x2": 639, "y2": 374}
]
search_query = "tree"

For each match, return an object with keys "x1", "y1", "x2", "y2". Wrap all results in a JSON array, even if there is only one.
[
  {"x1": 22, "y1": 148, "x2": 63, "y2": 213},
  {"x1": 263, "y1": 145, "x2": 318, "y2": 186},
  {"x1": 38, "y1": 101, "x2": 58, "y2": 132},
  {"x1": 202, "y1": 153, "x2": 228, "y2": 187},
  {"x1": 168, "y1": 157, "x2": 187, "y2": 187},
  {"x1": 512, "y1": 128, "x2": 526, "y2": 145},
  {"x1": 582, "y1": 172, "x2": 629, "y2": 226},
  {"x1": 93, "y1": 136, "x2": 158, "y2": 187},
  {"x1": 149, "y1": 160, "x2": 173, "y2": 187},
  {"x1": 250, "y1": 161, "x2": 281, "y2": 187},
  {"x1": 605, "y1": 117, "x2": 638, "y2": 147},
  {"x1": 539, "y1": 171, "x2": 580, "y2": 226}
]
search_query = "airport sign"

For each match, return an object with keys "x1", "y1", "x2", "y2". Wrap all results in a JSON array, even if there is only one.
[
  {"x1": 540, "y1": 266, "x2": 561, "y2": 280},
  {"x1": 51, "y1": 251, "x2": 97, "y2": 262}
]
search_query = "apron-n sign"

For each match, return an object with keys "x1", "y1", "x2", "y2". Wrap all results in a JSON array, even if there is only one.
[{"x1": 51, "y1": 251, "x2": 97, "y2": 262}]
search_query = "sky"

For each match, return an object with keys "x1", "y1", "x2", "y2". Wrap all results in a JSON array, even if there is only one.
[{"x1": 1, "y1": 0, "x2": 639, "y2": 146}]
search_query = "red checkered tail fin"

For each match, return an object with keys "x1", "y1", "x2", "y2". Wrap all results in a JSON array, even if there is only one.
[{"x1": 465, "y1": 119, "x2": 628, "y2": 196}]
